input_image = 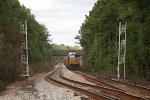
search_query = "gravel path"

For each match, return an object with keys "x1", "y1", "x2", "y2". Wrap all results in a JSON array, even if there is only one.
[
  {"x1": 61, "y1": 63, "x2": 95, "y2": 85},
  {"x1": 0, "y1": 73, "x2": 81, "y2": 100},
  {"x1": 0, "y1": 63, "x2": 94, "y2": 100}
]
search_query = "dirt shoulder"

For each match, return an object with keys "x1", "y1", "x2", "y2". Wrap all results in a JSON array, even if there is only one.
[{"x1": 0, "y1": 72, "x2": 82, "y2": 100}]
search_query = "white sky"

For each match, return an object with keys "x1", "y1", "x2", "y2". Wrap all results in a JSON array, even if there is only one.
[{"x1": 19, "y1": 0, "x2": 97, "y2": 46}]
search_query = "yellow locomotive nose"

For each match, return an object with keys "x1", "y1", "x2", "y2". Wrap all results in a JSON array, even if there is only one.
[
  {"x1": 69, "y1": 57, "x2": 80, "y2": 65},
  {"x1": 64, "y1": 52, "x2": 81, "y2": 70},
  {"x1": 75, "y1": 58, "x2": 80, "y2": 64},
  {"x1": 73, "y1": 58, "x2": 79, "y2": 64}
]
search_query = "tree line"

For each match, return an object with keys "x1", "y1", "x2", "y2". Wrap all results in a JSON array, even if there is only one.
[
  {"x1": 76, "y1": 0, "x2": 150, "y2": 80},
  {"x1": 52, "y1": 43, "x2": 82, "y2": 61},
  {"x1": 0, "y1": 0, "x2": 53, "y2": 89},
  {"x1": 0, "y1": 0, "x2": 82, "y2": 90}
]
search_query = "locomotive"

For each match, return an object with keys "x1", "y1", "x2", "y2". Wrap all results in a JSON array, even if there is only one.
[{"x1": 64, "y1": 52, "x2": 82, "y2": 70}]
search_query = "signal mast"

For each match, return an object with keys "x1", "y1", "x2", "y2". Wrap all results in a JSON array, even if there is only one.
[
  {"x1": 20, "y1": 21, "x2": 30, "y2": 77},
  {"x1": 117, "y1": 22, "x2": 127, "y2": 79}
]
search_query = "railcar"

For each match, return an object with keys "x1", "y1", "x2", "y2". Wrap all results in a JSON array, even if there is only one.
[{"x1": 64, "y1": 52, "x2": 82, "y2": 70}]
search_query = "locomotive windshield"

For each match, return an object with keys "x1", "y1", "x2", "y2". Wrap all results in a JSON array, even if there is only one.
[
  {"x1": 69, "y1": 55, "x2": 75, "y2": 57},
  {"x1": 75, "y1": 54, "x2": 80, "y2": 57},
  {"x1": 69, "y1": 54, "x2": 80, "y2": 58},
  {"x1": 68, "y1": 52, "x2": 81, "y2": 58}
]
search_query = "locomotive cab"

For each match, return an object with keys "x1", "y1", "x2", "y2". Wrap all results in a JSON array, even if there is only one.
[{"x1": 64, "y1": 52, "x2": 81, "y2": 70}]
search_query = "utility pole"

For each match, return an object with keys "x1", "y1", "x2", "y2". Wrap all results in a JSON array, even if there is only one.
[
  {"x1": 20, "y1": 21, "x2": 30, "y2": 77},
  {"x1": 117, "y1": 22, "x2": 126, "y2": 79}
]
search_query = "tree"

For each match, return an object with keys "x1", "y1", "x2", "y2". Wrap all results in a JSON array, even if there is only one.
[
  {"x1": 77, "y1": 0, "x2": 150, "y2": 80},
  {"x1": 0, "y1": 0, "x2": 53, "y2": 84}
]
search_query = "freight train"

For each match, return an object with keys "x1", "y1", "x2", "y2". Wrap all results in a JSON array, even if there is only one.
[{"x1": 64, "y1": 52, "x2": 82, "y2": 70}]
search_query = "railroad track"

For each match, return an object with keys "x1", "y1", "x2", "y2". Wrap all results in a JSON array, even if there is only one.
[
  {"x1": 46, "y1": 63, "x2": 148, "y2": 100},
  {"x1": 46, "y1": 64, "x2": 120, "y2": 100},
  {"x1": 74, "y1": 71, "x2": 150, "y2": 100},
  {"x1": 60, "y1": 70, "x2": 147, "y2": 100}
]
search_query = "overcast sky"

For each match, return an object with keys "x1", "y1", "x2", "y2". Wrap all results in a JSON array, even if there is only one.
[{"x1": 19, "y1": 0, "x2": 97, "y2": 46}]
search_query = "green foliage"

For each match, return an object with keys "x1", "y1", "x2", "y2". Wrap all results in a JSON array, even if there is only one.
[
  {"x1": 52, "y1": 44, "x2": 82, "y2": 61},
  {"x1": 27, "y1": 17, "x2": 52, "y2": 62},
  {"x1": 0, "y1": 0, "x2": 52, "y2": 83},
  {"x1": 77, "y1": 0, "x2": 150, "y2": 79},
  {"x1": 52, "y1": 43, "x2": 81, "y2": 50}
]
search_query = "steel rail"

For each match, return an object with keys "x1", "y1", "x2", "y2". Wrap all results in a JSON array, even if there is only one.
[
  {"x1": 46, "y1": 67, "x2": 118, "y2": 100},
  {"x1": 90, "y1": 72, "x2": 150, "y2": 90},
  {"x1": 60, "y1": 72, "x2": 146, "y2": 100},
  {"x1": 84, "y1": 72, "x2": 150, "y2": 97},
  {"x1": 74, "y1": 71, "x2": 148, "y2": 100},
  {"x1": 74, "y1": 71, "x2": 127, "y2": 90}
]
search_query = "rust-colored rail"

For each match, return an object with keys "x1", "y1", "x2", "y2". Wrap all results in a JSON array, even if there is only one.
[
  {"x1": 46, "y1": 66, "x2": 119, "y2": 100},
  {"x1": 74, "y1": 71, "x2": 127, "y2": 91},
  {"x1": 60, "y1": 72, "x2": 146, "y2": 100},
  {"x1": 75, "y1": 71, "x2": 149, "y2": 100},
  {"x1": 92, "y1": 72, "x2": 150, "y2": 90},
  {"x1": 87, "y1": 72, "x2": 150, "y2": 97}
]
